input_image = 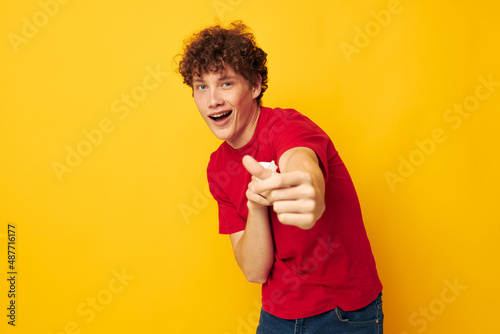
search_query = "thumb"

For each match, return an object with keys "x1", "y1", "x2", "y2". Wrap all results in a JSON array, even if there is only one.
[{"x1": 242, "y1": 155, "x2": 273, "y2": 181}]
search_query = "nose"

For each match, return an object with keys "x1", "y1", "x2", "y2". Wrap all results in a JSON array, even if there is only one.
[{"x1": 208, "y1": 88, "x2": 224, "y2": 108}]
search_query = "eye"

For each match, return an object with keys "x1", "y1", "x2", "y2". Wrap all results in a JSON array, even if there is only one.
[
  {"x1": 197, "y1": 84, "x2": 207, "y2": 90},
  {"x1": 222, "y1": 82, "x2": 232, "y2": 88}
]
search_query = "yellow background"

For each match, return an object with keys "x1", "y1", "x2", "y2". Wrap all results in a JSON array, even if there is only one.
[{"x1": 1, "y1": 0, "x2": 499, "y2": 333}]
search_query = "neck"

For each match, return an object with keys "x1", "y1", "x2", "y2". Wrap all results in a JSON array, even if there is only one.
[{"x1": 227, "y1": 104, "x2": 262, "y2": 149}]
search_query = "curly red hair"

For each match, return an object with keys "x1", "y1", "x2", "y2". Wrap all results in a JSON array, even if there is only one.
[{"x1": 177, "y1": 21, "x2": 268, "y2": 102}]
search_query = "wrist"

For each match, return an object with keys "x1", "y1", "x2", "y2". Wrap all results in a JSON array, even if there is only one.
[{"x1": 247, "y1": 200, "x2": 268, "y2": 212}]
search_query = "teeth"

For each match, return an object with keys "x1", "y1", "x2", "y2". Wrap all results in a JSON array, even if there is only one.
[{"x1": 211, "y1": 111, "x2": 231, "y2": 118}]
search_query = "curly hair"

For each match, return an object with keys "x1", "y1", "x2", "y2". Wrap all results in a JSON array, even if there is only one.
[{"x1": 177, "y1": 21, "x2": 268, "y2": 102}]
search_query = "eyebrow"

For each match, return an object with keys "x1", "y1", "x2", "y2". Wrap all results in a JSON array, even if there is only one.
[
  {"x1": 218, "y1": 74, "x2": 236, "y2": 81},
  {"x1": 192, "y1": 74, "x2": 237, "y2": 84}
]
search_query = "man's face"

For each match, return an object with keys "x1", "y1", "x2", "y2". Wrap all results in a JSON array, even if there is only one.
[{"x1": 192, "y1": 65, "x2": 261, "y2": 148}]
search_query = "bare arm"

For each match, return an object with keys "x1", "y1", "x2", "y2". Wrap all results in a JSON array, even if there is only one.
[
  {"x1": 229, "y1": 156, "x2": 276, "y2": 283},
  {"x1": 229, "y1": 203, "x2": 273, "y2": 284},
  {"x1": 229, "y1": 147, "x2": 326, "y2": 283}
]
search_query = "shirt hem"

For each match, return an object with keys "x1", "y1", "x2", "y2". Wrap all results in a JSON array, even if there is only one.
[{"x1": 263, "y1": 284, "x2": 383, "y2": 320}]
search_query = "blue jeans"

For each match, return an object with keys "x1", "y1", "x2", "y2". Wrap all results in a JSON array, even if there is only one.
[{"x1": 256, "y1": 293, "x2": 383, "y2": 334}]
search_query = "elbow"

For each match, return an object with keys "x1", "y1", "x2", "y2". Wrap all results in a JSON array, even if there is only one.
[
  {"x1": 245, "y1": 274, "x2": 269, "y2": 284},
  {"x1": 242, "y1": 265, "x2": 271, "y2": 284}
]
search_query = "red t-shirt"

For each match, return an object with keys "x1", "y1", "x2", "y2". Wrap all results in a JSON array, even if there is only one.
[{"x1": 207, "y1": 107, "x2": 382, "y2": 319}]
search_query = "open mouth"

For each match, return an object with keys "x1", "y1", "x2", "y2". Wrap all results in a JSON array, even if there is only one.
[{"x1": 209, "y1": 110, "x2": 233, "y2": 122}]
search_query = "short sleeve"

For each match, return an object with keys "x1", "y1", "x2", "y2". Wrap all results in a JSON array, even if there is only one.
[
  {"x1": 270, "y1": 110, "x2": 334, "y2": 182},
  {"x1": 207, "y1": 160, "x2": 247, "y2": 234}
]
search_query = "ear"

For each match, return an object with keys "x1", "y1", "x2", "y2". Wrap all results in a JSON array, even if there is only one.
[{"x1": 251, "y1": 74, "x2": 262, "y2": 100}]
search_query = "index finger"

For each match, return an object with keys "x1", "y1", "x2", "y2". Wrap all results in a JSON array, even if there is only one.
[{"x1": 251, "y1": 171, "x2": 311, "y2": 193}]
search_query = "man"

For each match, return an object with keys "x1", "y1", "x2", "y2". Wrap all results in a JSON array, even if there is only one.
[{"x1": 178, "y1": 21, "x2": 383, "y2": 333}]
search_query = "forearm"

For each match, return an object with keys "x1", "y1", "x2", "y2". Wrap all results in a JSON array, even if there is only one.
[{"x1": 233, "y1": 203, "x2": 274, "y2": 283}]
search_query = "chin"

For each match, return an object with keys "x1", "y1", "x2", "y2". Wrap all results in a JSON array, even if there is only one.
[{"x1": 212, "y1": 130, "x2": 232, "y2": 142}]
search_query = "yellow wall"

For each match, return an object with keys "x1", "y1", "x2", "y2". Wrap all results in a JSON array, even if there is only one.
[{"x1": 1, "y1": 0, "x2": 499, "y2": 333}]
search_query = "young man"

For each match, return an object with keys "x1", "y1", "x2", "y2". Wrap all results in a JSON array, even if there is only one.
[{"x1": 178, "y1": 21, "x2": 383, "y2": 333}]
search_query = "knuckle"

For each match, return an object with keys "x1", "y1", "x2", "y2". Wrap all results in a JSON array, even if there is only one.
[
  {"x1": 277, "y1": 213, "x2": 289, "y2": 224},
  {"x1": 297, "y1": 171, "x2": 312, "y2": 183},
  {"x1": 299, "y1": 214, "x2": 315, "y2": 229},
  {"x1": 266, "y1": 190, "x2": 274, "y2": 201},
  {"x1": 301, "y1": 199, "x2": 315, "y2": 212},
  {"x1": 277, "y1": 173, "x2": 288, "y2": 185},
  {"x1": 301, "y1": 185, "x2": 315, "y2": 198},
  {"x1": 304, "y1": 172, "x2": 312, "y2": 182},
  {"x1": 272, "y1": 201, "x2": 284, "y2": 213}
]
